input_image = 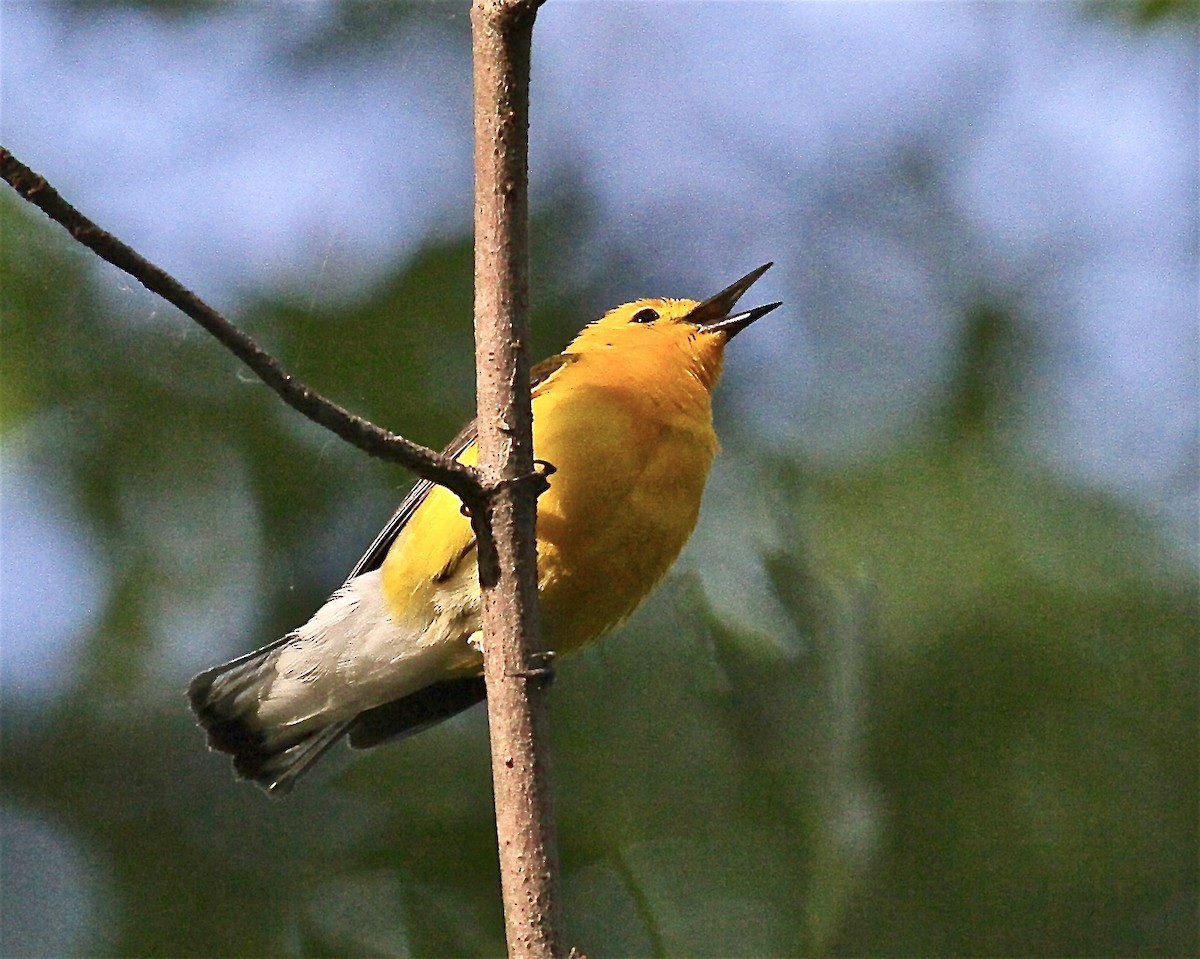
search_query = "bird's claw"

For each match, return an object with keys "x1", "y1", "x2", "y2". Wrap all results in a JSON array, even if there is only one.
[
  {"x1": 497, "y1": 460, "x2": 555, "y2": 497},
  {"x1": 458, "y1": 460, "x2": 556, "y2": 518},
  {"x1": 507, "y1": 650, "x2": 557, "y2": 686}
]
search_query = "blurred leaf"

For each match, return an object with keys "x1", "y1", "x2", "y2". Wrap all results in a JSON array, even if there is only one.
[
  {"x1": 1088, "y1": 0, "x2": 1200, "y2": 26},
  {"x1": 760, "y1": 310, "x2": 1198, "y2": 956}
]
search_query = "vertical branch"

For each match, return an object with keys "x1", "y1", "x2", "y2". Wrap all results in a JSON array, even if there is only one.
[{"x1": 470, "y1": 2, "x2": 562, "y2": 958}]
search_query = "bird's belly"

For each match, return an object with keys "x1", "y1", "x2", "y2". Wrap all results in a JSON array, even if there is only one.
[
  {"x1": 379, "y1": 381, "x2": 717, "y2": 665},
  {"x1": 532, "y1": 389, "x2": 716, "y2": 654}
]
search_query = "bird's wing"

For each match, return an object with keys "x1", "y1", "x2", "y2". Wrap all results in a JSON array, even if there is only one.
[
  {"x1": 343, "y1": 351, "x2": 578, "y2": 583},
  {"x1": 343, "y1": 422, "x2": 476, "y2": 582}
]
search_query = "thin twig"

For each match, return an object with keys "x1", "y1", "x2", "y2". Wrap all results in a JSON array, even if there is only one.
[
  {"x1": 470, "y1": 0, "x2": 563, "y2": 957},
  {"x1": 0, "y1": 146, "x2": 484, "y2": 509}
]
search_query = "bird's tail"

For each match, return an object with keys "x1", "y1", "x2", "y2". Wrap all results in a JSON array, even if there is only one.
[
  {"x1": 347, "y1": 675, "x2": 487, "y2": 749},
  {"x1": 187, "y1": 638, "x2": 349, "y2": 796}
]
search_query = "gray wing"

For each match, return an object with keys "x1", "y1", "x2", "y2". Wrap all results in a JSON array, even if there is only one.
[
  {"x1": 343, "y1": 423, "x2": 478, "y2": 583},
  {"x1": 342, "y1": 351, "x2": 577, "y2": 584}
]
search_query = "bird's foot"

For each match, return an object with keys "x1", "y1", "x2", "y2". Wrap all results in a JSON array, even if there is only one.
[{"x1": 508, "y1": 649, "x2": 557, "y2": 686}]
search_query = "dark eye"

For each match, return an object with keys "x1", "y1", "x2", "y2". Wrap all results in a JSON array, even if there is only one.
[{"x1": 631, "y1": 308, "x2": 659, "y2": 324}]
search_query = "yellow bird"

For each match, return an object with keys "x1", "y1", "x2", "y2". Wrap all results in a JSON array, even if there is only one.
[{"x1": 189, "y1": 264, "x2": 779, "y2": 793}]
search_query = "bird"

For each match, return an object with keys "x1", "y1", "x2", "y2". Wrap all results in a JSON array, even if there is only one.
[{"x1": 188, "y1": 263, "x2": 780, "y2": 794}]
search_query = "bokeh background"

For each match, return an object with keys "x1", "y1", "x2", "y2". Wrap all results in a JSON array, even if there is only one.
[{"x1": 2, "y1": 1, "x2": 1196, "y2": 957}]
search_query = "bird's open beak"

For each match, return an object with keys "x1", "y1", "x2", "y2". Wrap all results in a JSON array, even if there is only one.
[{"x1": 688, "y1": 262, "x2": 781, "y2": 339}]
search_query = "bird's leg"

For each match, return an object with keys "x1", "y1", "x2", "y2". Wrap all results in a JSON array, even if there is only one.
[
  {"x1": 508, "y1": 649, "x2": 556, "y2": 686},
  {"x1": 494, "y1": 458, "x2": 557, "y2": 497},
  {"x1": 460, "y1": 460, "x2": 555, "y2": 520}
]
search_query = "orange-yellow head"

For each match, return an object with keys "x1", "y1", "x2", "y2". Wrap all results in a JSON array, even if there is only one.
[{"x1": 562, "y1": 262, "x2": 780, "y2": 391}]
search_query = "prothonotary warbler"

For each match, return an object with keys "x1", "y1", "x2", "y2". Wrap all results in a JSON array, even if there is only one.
[{"x1": 189, "y1": 263, "x2": 780, "y2": 793}]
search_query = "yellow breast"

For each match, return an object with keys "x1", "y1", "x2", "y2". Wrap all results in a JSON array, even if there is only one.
[
  {"x1": 531, "y1": 351, "x2": 718, "y2": 652},
  {"x1": 378, "y1": 338, "x2": 719, "y2": 658}
]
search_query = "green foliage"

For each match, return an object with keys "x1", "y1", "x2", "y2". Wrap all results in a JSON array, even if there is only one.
[
  {"x1": 1, "y1": 181, "x2": 1195, "y2": 959},
  {"x1": 1090, "y1": 0, "x2": 1200, "y2": 25}
]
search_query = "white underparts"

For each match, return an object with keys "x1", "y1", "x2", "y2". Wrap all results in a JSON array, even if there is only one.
[{"x1": 255, "y1": 569, "x2": 482, "y2": 735}]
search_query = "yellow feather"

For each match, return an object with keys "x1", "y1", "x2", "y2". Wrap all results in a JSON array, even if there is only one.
[{"x1": 189, "y1": 266, "x2": 778, "y2": 791}]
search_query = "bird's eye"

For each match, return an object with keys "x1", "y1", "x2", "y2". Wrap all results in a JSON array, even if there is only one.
[{"x1": 631, "y1": 308, "x2": 659, "y2": 324}]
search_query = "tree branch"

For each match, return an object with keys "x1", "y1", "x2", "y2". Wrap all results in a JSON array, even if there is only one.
[
  {"x1": 470, "y1": 1, "x2": 564, "y2": 957},
  {"x1": 5, "y1": 8, "x2": 565, "y2": 945},
  {"x1": 0, "y1": 147, "x2": 484, "y2": 510}
]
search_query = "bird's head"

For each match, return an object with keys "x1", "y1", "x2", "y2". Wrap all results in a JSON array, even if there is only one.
[{"x1": 566, "y1": 263, "x2": 780, "y2": 390}]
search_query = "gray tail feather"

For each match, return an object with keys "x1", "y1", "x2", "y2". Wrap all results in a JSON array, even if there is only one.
[
  {"x1": 347, "y1": 675, "x2": 487, "y2": 749},
  {"x1": 187, "y1": 637, "x2": 348, "y2": 796}
]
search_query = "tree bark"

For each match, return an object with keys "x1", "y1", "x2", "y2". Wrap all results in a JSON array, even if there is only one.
[{"x1": 470, "y1": 1, "x2": 563, "y2": 958}]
